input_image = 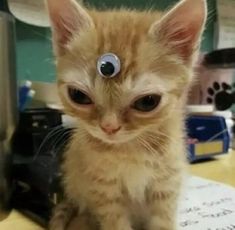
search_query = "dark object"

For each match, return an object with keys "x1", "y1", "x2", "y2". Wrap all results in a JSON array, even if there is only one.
[
  {"x1": 0, "y1": 0, "x2": 10, "y2": 11},
  {"x1": 187, "y1": 115, "x2": 230, "y2": 163},
  {"x1": 0, "y1": 152, "x2": 12, "y2": 213},
  {"x1": 11, "y1": 108, "x2": 73, "y2": 226},
  {"x1": 203, "y1": 48, "x2": 235, "y2": 68},
  {"x1": 12, "y1": 108, "x2": 62, "y2": 157},
  {"x1": 0, "y1": 11, "x2": 17, "y2": 216},
  {"x1": 212, "y1": 89, "x2": 234, "y2": 110},
  {"x1": 100, "y1": 61, "x2": 115, "y2": 76}
]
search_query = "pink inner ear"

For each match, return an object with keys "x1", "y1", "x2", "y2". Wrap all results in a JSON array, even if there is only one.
[
  {"x1": 152, "y1": 0, "x2": 207, "y2": 63},
  {"x1": 47, "y1": 0, "x2": 78, "y2": 53},
  {"x1": 167, "y1": 24, "x2": 199, "y2": 60},
  {"x1": 47, "y1": 0, "x2": 93, "y2": 55},
  {"x1": 52, "y1": 16, "x2": 75, "y2": 48},
  {"x1": 50, "y1": 1, "x2": 79, "y2": 45}
]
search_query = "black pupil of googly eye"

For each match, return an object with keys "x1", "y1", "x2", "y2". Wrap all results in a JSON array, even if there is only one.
[{"x1": 100, "y1": 61, "x2": 115, "y2": 76}]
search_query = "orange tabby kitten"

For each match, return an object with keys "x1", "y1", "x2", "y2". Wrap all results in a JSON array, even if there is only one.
[{"x1": 46, "y1": 0, "x2": 207, "y2": 229}]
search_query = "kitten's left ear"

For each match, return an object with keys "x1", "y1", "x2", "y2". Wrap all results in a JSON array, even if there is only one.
[
  {"x1": 149, "y1": 0, "x2": 207, "y2": 65},
  {"x1": 46, "y1": 0, "x2": 94, "y2": 55}
]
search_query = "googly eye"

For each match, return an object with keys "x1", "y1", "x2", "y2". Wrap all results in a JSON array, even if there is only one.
[{"x1": 97, "y1": 53, "x2": 121, "y2": 78}]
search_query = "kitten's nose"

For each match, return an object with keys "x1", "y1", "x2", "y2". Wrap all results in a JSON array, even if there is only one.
[{"x1": 100, "y1": 124, "x2": 121, "y2": 135}]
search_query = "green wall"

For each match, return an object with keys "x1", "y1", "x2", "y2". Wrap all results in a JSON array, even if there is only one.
[{"x1": 4, "y1": 0, "x2": 217, "y2": 82}]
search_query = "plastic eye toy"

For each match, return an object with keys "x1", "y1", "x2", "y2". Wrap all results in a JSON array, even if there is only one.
[{"x1": 97, "y1": 53, "x2": 121, "y2": 78}]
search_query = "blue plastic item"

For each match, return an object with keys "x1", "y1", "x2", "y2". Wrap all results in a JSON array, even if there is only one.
[{"x1": 186, "y1": 115, "x2": 230, "y2": 163}]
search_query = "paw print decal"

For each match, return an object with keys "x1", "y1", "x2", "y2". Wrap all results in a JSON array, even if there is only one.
[{"x1": 207, "y1": 82, "x2": 234, "y2": 111}]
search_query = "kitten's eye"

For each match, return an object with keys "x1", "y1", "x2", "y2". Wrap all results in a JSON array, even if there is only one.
[
  {"x1": 68, "y1": 87, "x2": 93, "y2": 105},
  {"x1": 97, "y1": 53, "x2": 121, "y2": 78},
  {"x1": 132, "y1": 95, "x2": 161, "y2": 112}
]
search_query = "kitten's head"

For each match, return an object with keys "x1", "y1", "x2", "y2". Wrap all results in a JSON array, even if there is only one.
[{"x1": 47, "y1": 0, "x2": 207, "y2": 144}]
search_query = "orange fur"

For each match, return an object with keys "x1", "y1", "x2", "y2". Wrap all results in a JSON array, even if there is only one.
[{"x1": 47, "y1": 0, "x2": 207, "y2": 229}]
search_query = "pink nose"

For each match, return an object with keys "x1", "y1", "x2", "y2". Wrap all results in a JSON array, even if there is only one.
[{"x1": 100, "y1": 124, "x2": 121, "y2": 135}]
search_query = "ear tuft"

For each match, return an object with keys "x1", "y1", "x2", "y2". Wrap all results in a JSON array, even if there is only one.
[
  {"x1": 46, "y1": 0, "x2": 93, "y2": 55},
  {"x1": 149, "y1": 0, "x2": 207, "y2": 64}
]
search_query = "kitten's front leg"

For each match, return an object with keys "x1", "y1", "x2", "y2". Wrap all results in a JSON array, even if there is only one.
[
  {"x1": 49, "y1": 201, "x2": 78, "y2": 230},
  {"x1": 100, "y1": 214, "x2": 133, "y2": 230},
  {"x1": 91, "y1": 197, "x2": 133, "y2": 230},
  {"x1": 148, "y1": 193, "x2": 178, "y2": 230},
  {"x1": 147, "y1": 181, "x2": 180, "y2": 230}
]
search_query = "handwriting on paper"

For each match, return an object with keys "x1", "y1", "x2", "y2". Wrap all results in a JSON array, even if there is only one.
[{"x1": 178, "y1": 177, "x2": 235, "y2": 230}]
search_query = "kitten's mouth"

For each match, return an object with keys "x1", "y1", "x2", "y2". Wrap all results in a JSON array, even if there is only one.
[
  {"x1": 87, "y1": 129, "x2": 134, "y2": 144},
  {"x1": 96, "y1": 133, "x2": 126, "y2": 144}
]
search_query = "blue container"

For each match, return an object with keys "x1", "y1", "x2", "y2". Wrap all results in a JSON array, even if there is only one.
[{"x1": 186, "y1": 116, "x2": 230, "y2": 163}]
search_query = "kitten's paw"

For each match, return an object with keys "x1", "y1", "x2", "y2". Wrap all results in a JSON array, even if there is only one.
[
  {"x1": 49, "y1": 219, "x2": 66, "y2": 230},
  {"x1": 67, "y1": 214, "x2": 95, "y2": 230},
  {"x1": 148, "y1": 214, "x2": 176, "y2": 230},
  {"x1": 49, "y1": 201, "x2": 77, "y2": 230}
]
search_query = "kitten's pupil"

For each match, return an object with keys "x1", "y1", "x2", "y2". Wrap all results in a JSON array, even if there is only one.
[
  {"x1": 100, "y1": 61, "x2": 115, "y2": 76},
  {"x1": 133, "y1": 95, "x2": 161, "y2": 112},
  {"x1": 68, "y1": 87, "x2": 93, "y2": 105}
]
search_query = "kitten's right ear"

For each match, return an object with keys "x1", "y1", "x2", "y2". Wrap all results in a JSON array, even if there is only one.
[{"x1": 46, "y1": 0, "x2": 94, "y2": 55}]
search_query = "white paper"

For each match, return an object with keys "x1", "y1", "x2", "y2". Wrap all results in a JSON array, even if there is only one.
[
  {"x1": 178, "y1": 176, "x2": 235, "y2": 229},
  {"x1": 217, "y1": 0, "x2": 235, "y2": 49}
]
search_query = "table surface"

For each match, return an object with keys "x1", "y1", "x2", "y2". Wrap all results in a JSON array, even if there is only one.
[{"x1": 1, "y1": 151, "x2": 235, "y2": 230}]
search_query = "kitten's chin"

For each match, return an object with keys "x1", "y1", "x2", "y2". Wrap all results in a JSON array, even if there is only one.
[{"x1": 94, "y1": 134, "x2": 133, "y2": 145}]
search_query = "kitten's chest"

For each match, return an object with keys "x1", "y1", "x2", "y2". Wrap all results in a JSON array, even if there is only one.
[
  {"x1": 120, "y1": 161, "x2": 154, "y2": 202},
  {"x1": 119, "y1": 162, "x2": 153, "y2": 225}
]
